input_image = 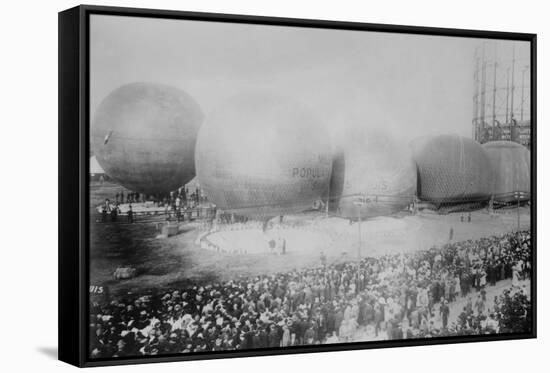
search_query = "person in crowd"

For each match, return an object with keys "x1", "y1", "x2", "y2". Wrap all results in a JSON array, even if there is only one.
[
  {"x1": 103, "y1": 198, "x2": 112, "y2": 213},
  {"x1": 110, "y1": 203, "x2": 120, "y2": 222},
  {"x1": 440, "y1": 299, "x2": 450, "y2": 329},
  {"x1": 101, "y1": 205, "x2": 108, "y2": 222}
]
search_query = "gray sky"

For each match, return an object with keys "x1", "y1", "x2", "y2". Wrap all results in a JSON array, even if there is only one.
[{"x1": 90, "y1": 15, "x2": 530, "y2": 144}]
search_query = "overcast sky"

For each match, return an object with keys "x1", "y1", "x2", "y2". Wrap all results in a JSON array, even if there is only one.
[{"x1": 90, "y1": 15, "x2": 530, "y2": 145}]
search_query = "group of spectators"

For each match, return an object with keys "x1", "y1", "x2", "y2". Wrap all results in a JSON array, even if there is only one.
[
  {"x1": 100, "y1": 199, "x2": 122, "y2": 223},
  {"x1": 112, "y1": 187, "x2": 205, "y2": 207},
  {"x1": 89, "y1": 230, "x2": 531, "y2": 358},
  {"x1": 99, "y1": 187, "x2": 211, "y2": 223},
  {"x1": 114, "y1": 191, "x2": 144, "y2": 205},
  {"x1": 163, "y1": 186, "x2": 207, "y2": 213}
]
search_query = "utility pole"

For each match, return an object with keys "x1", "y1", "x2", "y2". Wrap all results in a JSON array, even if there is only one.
[
  {"x1": 505, "y1": 68, "x2": 510, "y2": 130},
  {"x1": 357, "y1": 206, "x2": 362, "y2": 260},
  {"x1": 516, "y1": 192, "x2": 520, "y2": 231},
  {"x1": 353, "y1": 197, "x2": 366, "y2": 261},
  {"x1": 325, "y1": 182, "x2": 330, "y2": 218},
  {"x1": 480, "y1": 43, "x2": 487, "y2": 138},
  {"x1": 510, "y1": 44, "x2": 516, "y2": 138},
  {"x1": 492, "y1": 58, "x2": 497, "y2": 139},
  {"x1": 521, "y1": 66, "x2": 528, "y2": 122},
  {"x1": 473, "y1": 47, "x2": 480, "y2": 140},
  {"x1": 510, "y1": 45, "x2": 516, "y2": 122}
]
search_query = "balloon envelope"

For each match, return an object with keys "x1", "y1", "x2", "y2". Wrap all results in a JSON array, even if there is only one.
[
  {"x1": 91, "y1": 82, "x2": 203, "y2": 195},
  {"x1": 195, "y1": 93, "x2": 332, "y2": 219},
  {"x1": 329, "y1": 129, "x2": 417, "y2": 219},
  {"x1": 483, "y1": 141, "x2": 530, "y2": 202},
  {"x1": 414, "y1": 135, "x2": 493, "y2": 203}
]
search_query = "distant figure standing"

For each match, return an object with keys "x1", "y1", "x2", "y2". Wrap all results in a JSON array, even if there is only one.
[
  {"x1": 268, "y1": 239, "x2": 276, "y2": 254},
  {"x1": 101, "y1": 206, "x2": 108, "y2": 222},
  {"x1": 460, "y1": 215, "x2": 464, "y2": 223},
  {"x1": 282, "y1": 238, "x2": 287, "y2": 255},
  {"x1": 103, "y1": 199, "x2": 112, "y2": 213},
  {"x1": 110, "y1": 203, "x2": 120, "y2": 222},
  {"x1": 467, "y1": 213, "x2": 471, "y2": 223},
  {"x1": 449, "y1": 227, "x2": 454, "y2": 241},
  {"x1": 440, "y1": 299, "x2": 450, "y2": 329},
  {"x1": 127, "y1": 204, "x2": 134, "y2": 223},
  {"x1": 512, "y1": 264, "x2": 521, "y2": 287}
]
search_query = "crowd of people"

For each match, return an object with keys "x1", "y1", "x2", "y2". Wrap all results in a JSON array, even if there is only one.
[
  {"x1": 89, "y1": 230, "x2": 531, "y2": 358},
  {"x1": 111, "y1": 187, "x2": 206, "y2": 207},
  {"x1": 100, "y1": 199, "x2": 122, "y2": 223},
  {"x1": 99, "y1": 186, "x2": 211, "y2": 223},
  {"x1": 161, "y1": 187, "x2": 213, "y2": 223}
]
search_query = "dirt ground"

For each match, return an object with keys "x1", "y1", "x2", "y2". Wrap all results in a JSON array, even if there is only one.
[{"x1": 89, "y1": 182, "x2": 531, "y2": 296}]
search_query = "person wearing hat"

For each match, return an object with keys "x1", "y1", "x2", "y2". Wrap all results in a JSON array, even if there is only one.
[
  {"x1": 374, "y1": 301, "x2": 384, "y2": 337},
  {"x1": 267, "y1": 324, "x2": 280, "y2": 347},
  {"x1": 110, "y1": 202, "x2": 120, "y2": 222},
  {"x1": 304, "y1": 323, "x2": 316, "y2": 345},
  {"x1": 101, "y1": 204, "x2": 108, "y2": 222},
  {"x1": 440, "y1": 298, "x2": 450, "y2": 329}
]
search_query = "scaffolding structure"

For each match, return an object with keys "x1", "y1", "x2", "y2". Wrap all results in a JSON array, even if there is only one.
[{"x1": 472, "y1": 41, "x2": 531, "y2": 148}]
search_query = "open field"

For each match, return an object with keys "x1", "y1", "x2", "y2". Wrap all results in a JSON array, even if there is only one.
[{"x1": 89, "y1": 182, "x2": 531, "y2": 296}]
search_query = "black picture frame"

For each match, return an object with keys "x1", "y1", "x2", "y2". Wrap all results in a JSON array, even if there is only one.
[{"x1": 59, "y1": 4, "x2": 537, "y2": 368}]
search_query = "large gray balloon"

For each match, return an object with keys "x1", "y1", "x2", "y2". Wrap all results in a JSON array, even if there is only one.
[
  {"x1": 483, "y1": 141, "x2": 530, "y2": 202},
  {"x1": 414, "y1": 135, "x2": 493, "y2": 203},
  {"x1": 195, "y1": 93, "x2": 332, "y2": 219},
  {"x1": 329, "y1": 129, "x2": 417, "y2": 219},
  {"x1": 91, "y1": 82, "x2": 203, "y2": 195}
]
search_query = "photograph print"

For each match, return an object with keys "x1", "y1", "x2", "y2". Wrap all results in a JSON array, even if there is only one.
[{"x1": 88, "y1": 13, "x2": 534, "y2": 361}]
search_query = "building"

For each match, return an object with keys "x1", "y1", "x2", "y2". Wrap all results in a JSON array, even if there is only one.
[{"x1": 90, "y1": 156, "x2": 108, "y2": 182}]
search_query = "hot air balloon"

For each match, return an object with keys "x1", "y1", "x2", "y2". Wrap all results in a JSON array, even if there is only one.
[
  {"x1": 195, "y1": 93, "x2": 332, "y2": 219},
  {"x1": 414, "y1": 135, "x2": 493, "y2": 204},
  {"x1": 329, "y1": 129, "x2": 417, "y2": 219},
  {"x1": 483, "y1": 141, "x2": 530, "y2": 202},
  {"x1": 91, "y1": 82, "x2": 203, "y2": 195}
]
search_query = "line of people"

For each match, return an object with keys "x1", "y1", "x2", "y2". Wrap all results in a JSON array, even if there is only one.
[{"x1": 100, "y1": 186, "x2": 210, "y2": 224}]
